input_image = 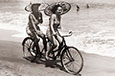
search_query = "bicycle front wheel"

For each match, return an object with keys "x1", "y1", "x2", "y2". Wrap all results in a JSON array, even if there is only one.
[
  {"x1": 22, "y1": 37, "x2": 36, "y2": 59},
  {"x1": 61, "y1": 47, "x2": 83, "y2": 75}
]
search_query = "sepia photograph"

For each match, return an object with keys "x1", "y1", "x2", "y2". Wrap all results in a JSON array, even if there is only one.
[{"x1": 0, "y1": 0, "x2": 115, "y2": 76}]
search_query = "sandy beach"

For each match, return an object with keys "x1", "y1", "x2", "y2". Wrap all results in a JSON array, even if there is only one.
[{"x1": 0, "y1": 29, "x2": 115, "y2": 76}]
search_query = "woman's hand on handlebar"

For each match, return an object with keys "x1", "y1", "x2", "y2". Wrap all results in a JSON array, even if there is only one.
[
  {"x1": 69, "y1": 31, "x2": 72, "y2": 35},
  {"x1": 62, "y1": 30, "x2": 73, "y2": 37}
]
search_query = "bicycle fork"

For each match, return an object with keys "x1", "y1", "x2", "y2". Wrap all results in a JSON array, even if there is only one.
[{"x1": 64, "y1": 47, "x2": 74, "y2": 62}]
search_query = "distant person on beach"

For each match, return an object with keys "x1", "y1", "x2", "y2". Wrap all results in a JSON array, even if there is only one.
[
  {"x1": 76, "y1": 4, "x2": 80, "y2": 12},
  {"x1": 86, "y1": 4, "x2": 89, "y2": 8},
  {"x1": 44, "y1": 2, "x2": 71, "y2": 59},
  {"x1": 25, "y1": 3, "x2": 46, "y2": 60}
]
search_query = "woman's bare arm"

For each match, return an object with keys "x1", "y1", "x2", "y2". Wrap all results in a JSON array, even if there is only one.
[
  {"x1": 50, "y1": 14, "x2": 56, "y2": 35},
  {"x1": 29, "y1": 14, "x2": 44, "y2": 36},
  {"x1": 30, "y1": 14, "x2": 39, "y2": 24},
  {"x1": 29, "y1": 14, "x2": 38, "y2": 32}
]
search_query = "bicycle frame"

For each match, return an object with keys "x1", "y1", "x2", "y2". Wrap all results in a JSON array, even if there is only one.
[
  {"x1": 30, "y1": 32, "x2": 72, "y2": 60},
  {"x1": 54, "y1": 37, "x2": 67, "y2": 57},
  {"x1": 48, "y1": 35, "x2": 72, "y2": 60}
]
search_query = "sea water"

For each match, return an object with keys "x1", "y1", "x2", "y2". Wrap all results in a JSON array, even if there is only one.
[{"x1": 1, "y1": 2, "x2": 115, "y2": 57}]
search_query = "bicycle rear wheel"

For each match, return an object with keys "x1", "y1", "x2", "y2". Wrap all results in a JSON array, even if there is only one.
[
  {"x1": 22, "y1": 37, "x2": 36, "y2": 60},
  {"x1": 61, "y1": 47, "x2": 83, "y2": 75}
]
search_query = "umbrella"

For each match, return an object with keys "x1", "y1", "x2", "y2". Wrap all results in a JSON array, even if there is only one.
[{"x1": 44, "y1": 1, "x2": 71, "y2": 16}]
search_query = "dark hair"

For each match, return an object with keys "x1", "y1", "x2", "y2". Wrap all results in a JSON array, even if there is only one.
[
  {"x1": 31, "y1": 3, "x2": 41, "y2": 11},
  {"x1": 51, "y1": 5, "x2": 62, "y2": 14}
]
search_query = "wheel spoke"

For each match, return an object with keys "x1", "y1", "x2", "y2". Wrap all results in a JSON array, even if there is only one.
[
  {"x1": 64, "y1": 60, "x2": 71, "y2": 65},
  {"x1": 24, "y1": 43, "x2": 30, "y2": 48},
  {"x1": 28, "y1": 40, "x2": 32, "y2": 44}
]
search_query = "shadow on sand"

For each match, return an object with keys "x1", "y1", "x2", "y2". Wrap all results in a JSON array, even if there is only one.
[
  {"x1": 24, "y1": 56, "x2": 63, "y2": 70},
  {"x1": 24, "y1": 57, "x2": 82, "y2": 76}
]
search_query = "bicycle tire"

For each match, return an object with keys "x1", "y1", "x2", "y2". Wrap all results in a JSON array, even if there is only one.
[
  {"x1": 61, "y1": 46, "x2": 84, "y2": 75},
  {"x1": 22, "y1": 37, "x2": 36, "y2": 59}
]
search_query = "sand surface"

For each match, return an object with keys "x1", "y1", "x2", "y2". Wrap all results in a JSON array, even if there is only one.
[{"x1": 0, "y1": 29, "x2": 115, "y2": 76}]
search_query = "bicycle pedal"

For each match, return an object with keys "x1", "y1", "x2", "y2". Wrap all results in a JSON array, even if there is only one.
[
  {"x1": 52, "y1": 56, "x2": 56, "y2": 60},
  {"x1": 48, "y1": 55, "x2": 56, "y2": 60}
]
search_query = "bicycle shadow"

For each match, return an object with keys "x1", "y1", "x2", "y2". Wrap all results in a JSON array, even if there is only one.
[
  {"x1": 24, "y1": 57, "x2": 63, "y2": 70},
  {"x1": 45, "y1": 59, "x2": 62, "y2": 69},
  {"x1": 24, "y1": 57, "x2": 82, "y2": 76}
]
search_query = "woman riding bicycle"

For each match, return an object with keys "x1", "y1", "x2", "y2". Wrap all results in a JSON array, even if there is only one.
[
  {"x1": 23, "y1": 2, "x2": 83, "y2": 74},
  {"x1": 26, "y1": 3, "x2": 46, "y2": 60},
  {"x1": 26, "y1": 3, "x2": 45, "y2": 42},
  {"x1": 45, "y1": 2, "x2": 71, "y2": 58}
]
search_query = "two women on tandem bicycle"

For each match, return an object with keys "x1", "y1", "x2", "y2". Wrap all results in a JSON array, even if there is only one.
[{"x1": 22, "y1": 1, "x2": 83, "y2": 75}]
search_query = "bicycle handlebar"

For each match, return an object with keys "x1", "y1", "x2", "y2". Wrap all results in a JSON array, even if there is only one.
[
  {"x1": 62, "y1": 31, "x2": 73, "y2": 37},
  {"x1": 45, "y1": 31, "x2": 73, "y2": 40}
]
